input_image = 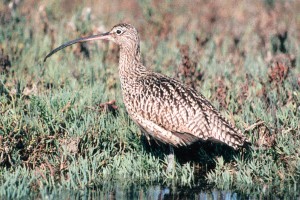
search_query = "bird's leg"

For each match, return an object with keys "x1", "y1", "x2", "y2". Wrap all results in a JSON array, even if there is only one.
[{"x1": 166, "y1": 145, "x2": 175, "y2": 173}]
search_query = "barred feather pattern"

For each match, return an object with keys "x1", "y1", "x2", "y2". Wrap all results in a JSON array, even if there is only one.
[{"x1": 112, "y1": 23, "x2": 248, "y2": 149}]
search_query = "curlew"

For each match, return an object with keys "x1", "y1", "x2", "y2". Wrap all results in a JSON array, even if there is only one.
[{"x1": 44, "y1": 23, "x2": 249, "y2": 169}]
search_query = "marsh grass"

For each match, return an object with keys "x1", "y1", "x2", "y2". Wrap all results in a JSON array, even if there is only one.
[{"x1": 0, "y1": 0, "x2": 300, "y2": 198}]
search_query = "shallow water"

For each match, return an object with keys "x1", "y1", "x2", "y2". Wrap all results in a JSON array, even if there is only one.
[{"x1": 42, "y1": 183, "x2": 300, "y2": 200}]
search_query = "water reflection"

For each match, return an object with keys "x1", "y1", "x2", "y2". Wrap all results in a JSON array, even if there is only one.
[
  {"x1": 46, "y1": 183, "x2": 299, "y2": 199},
  {"x1": 47, "y1": 185, "x2": 246, "y2": 200}
]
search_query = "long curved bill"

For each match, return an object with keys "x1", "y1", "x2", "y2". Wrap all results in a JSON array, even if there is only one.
[{"x1": 44, "y1": 32, "x2": 110, "y2": 62}]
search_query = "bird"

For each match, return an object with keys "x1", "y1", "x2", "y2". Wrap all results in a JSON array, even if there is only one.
[{"x1": 44, "y1": 23, "x2": 249, "y2": 168}]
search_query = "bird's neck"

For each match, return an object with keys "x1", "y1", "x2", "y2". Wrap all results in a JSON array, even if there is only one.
[{"x1": 118, "y1": 44, "x2": 146, "y2": 81}]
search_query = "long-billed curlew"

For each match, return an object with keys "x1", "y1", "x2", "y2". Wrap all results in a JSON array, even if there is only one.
[{"x1": 44, "y1": 23, "x2": 249, "y2": 168}]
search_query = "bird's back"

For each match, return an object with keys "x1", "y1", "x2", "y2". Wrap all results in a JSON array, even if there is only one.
[{"x1": 121, "y1": 70, "x2": 248, "y2": 149}]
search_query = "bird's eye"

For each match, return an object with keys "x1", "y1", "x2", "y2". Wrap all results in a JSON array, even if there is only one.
[{"x1": 116, "y1": 29, "x2": 122, "y2": 35}]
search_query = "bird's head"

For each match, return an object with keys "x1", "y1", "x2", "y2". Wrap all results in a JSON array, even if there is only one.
[
  {"x1": 109, "y1": 23, "x2": 139, "y2": 47},
  {"x1": 44, "y1": 23, "x2": 139, "y2": 62}
]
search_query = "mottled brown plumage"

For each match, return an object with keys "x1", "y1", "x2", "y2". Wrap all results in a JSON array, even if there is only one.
[{"x1": 44, "y1": 23, "x2": 249, "y2": 150}]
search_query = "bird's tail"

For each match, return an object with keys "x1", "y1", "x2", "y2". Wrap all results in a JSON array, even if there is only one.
[{"x1": 210, "y1": 113, "x2": 250, "y2": 150}]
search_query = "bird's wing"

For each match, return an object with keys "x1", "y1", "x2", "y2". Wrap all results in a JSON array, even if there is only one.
[
  {"x1": 125, "y1": 74, "x2": 210, "y2": 145},
  {"x1": 127, "y1": 73, "x2": 247, "y2": 148}
]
